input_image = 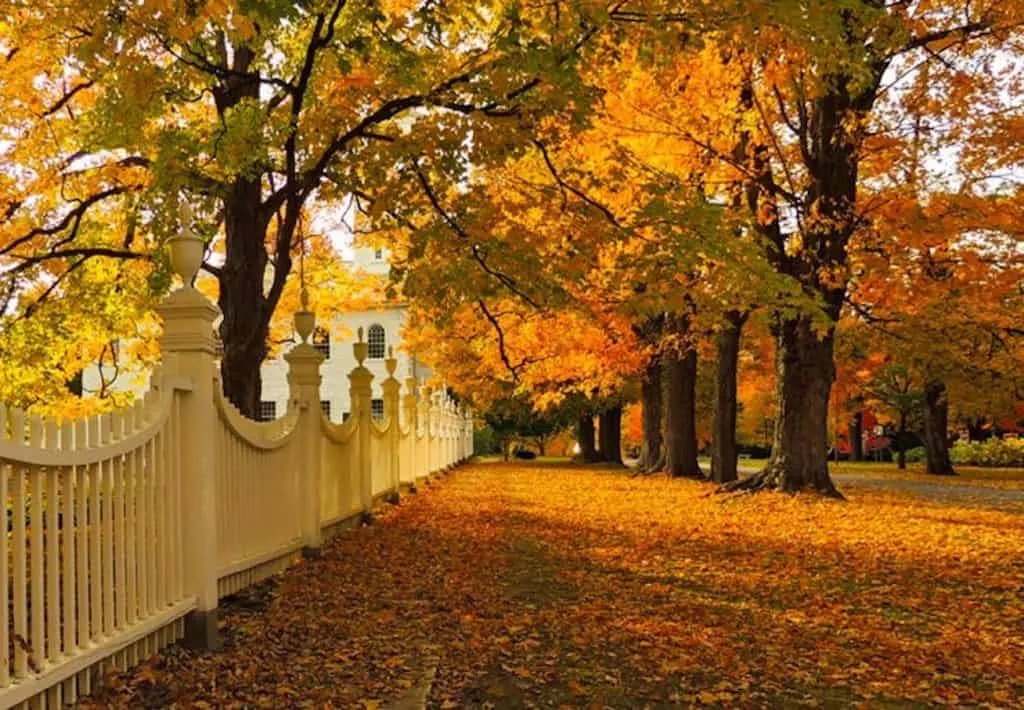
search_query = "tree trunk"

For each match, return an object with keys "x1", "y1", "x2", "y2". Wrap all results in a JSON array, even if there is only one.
[
  {"x1": 850, "y1": 411, "x2": 863, "y2": 461},
  {"x1": 923, "y1": 380, "x2": 955, "y2": 475},
  {"x1": 966, "y1": 418, "x2": 989, "y2": 442},
  {"x1": 664, "y1": 348, "x2": 702, "y2": 478},
  {"x1": 711, "y1": 313, "x2": 745, "y2": 484},
  {"x1": 576, "y1": 414, "x2": 600, "y2": 462},
  {"x1": 219, "y1": 178, "x2": 277, "y2": 417},
  {"x1": 726, "y1": 314, "x2": 841, "y2": 496},
  {"x1": 598, "y1": 406, "x2": 623, "y2": 465},
  {"x1": 212, "y1": 49, "x2": 291, "y2": 418},
  {"x1": 638, "y1": 356, "x2": 664, "y2": 471},
  {"x1": 896, "y1": 412, "x2": 907, "y2": 470}
]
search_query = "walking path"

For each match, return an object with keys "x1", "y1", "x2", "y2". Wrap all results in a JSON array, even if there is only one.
[{"x1": 85, "y1": 462, "x2": 1024, "y2": 708}]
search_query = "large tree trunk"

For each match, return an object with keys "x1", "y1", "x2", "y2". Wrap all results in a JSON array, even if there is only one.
[
  {"x1": 769, "y1": 316, "x2": 841, "y2": 495},
  {"x1": 664, "y1": 348, "x2": 702, "y2": 478},
  {"x1": 598, "y1": 406, "x2": 623, "y2": 465},
  {"x1": 770, "y1": 317, "x2": 839, "y2": 495},
  {"x1": 726, "y1": 315, "x2": 841, "y2": 497},
  {"x1": 637, "y1": 356, "x2": 664, "y2": 472},
  {"x1": 219, "y1": 180, "x2": 273, "y2": 417},
  {"x1": 576, "y1": 414, "x2": 600, "y2": 463},
  {"x1": 711, "y1": 313, "x2": 745, "y2": 484},
  {"x1": 213, "y1": 49, "x2": 291, "y2": 418},
  {"x1": 896, "y1": 412, "x2": 907, "y2": 470},
  {"x1": 850, "y1": 411, "x2": 863, "y2": 461},
  {"x1": 923, "y1": 380, "x2": 955, "y2": 475}
]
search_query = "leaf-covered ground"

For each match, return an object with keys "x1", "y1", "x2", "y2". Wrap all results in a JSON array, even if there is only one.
[{"x1": 84, "y1": 462, "x2": 1024, "y2": 708}]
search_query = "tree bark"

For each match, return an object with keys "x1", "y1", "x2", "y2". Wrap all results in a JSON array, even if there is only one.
[
  {"x1": 576, "y1": 414, "x2": 600, "y2": 463},
  {"x1": 637, "y1": 356, "x2": 664, "y2": 472},
  {"x1": 850, "y1": 411, "x2": 863, "y2": 461},
  {"x1": 212, "y1": 47, "x2": 295, "y2": 417},
  {"x1": 711, "y1": 313, "x2": 745, "y2": 484},
  {"x1": 923, "y1": 380, "x2": 955, "y2": 475},
  {"x1": 598, "y1": 406, "x2": 623, "y2": 465},
  {"x1": 664, "y1": 347, "x2": 702, "y2": 478},
  {"x1": 896, "y1": 412, "x2": 907, "y2": 470},
  {"x1": 725, "y1": 315, "x2": 842, "y2": 497}
]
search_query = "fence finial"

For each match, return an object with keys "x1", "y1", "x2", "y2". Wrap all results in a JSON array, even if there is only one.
[
  {"x1": 354, "y1": 326, "x2": 368, "y2": 365},
  {"x1": 168, "y1": 202, "x2": 205, "y2": 288},
  {"x1": 294, "y1": 291, "x2": 315, "y2": 344}
]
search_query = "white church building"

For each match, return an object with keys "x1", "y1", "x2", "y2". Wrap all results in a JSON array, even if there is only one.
[
  {"x1": 83, "y1": 245, "x2": 430, "y2": 419},
  {"x1": 257, "y1": 246, "x2": 430, "y2": 422}
]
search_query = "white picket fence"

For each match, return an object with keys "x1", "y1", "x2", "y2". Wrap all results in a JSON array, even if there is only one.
[{"x1": 0, "y1": 236, "x2": 473, "y2": 708}]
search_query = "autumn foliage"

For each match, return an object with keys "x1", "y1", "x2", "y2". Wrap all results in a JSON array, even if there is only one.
[{"x1": 84, "y1": 462, "x2": 1024, "y2": 707}]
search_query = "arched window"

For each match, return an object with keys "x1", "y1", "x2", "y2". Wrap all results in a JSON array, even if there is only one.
[
  {"x1": 312, "y1": 326, "x2": 330, "y2": 359},
  {"x1": 367, "y1": 324, "x2": 386, "y2": 359}
]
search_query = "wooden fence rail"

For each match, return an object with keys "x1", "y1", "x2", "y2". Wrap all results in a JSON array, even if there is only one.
[{"x1": 0, "y1": 226, "x2": 473, "y2": 709}]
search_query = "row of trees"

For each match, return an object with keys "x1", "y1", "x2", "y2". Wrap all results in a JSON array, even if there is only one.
[
  {"x1": 391, "y1": 1, "x2": 1024, "y2": 494},
  {"x1": 3, "y1": 1, "x2": 1023, "y2": 495}
]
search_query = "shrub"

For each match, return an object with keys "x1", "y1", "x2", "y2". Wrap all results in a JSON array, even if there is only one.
[
  {"x1": 473, "y1": 426, "x2": 502, "y2": 455},
  {"x1": 950, "y1": 438, "x2": 1024, "y2": 467},
  {"x1": 904, "y1": 447, "x2": 926, "y2": 463}
]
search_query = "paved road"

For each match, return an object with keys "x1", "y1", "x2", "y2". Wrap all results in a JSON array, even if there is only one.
[{"x1": 730, "y1": 463, "x2": 1024, "y2": 509}]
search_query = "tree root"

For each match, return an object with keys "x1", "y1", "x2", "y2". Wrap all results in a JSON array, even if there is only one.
[{"x1": 715, "y1": 465, "x2": 846, "y2": 501}]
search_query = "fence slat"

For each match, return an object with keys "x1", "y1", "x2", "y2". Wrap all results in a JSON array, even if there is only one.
[
  {"x1": 76, "y1": 420, "x2": 89, "y2": 649},
  {"x1": 46, "y1": 420, "x2": 60, "y2": 664},
  {"x1": 113, "y1": 411, "x2": 127, "y2": 631},
  {"x1": 0, "y1": 460, "x2": 9, "y2": 688},
  {"x1": 62, "y1": 426, "x2": 76, "y2": 661},
  {"x1": 101, "y1": 414, "x2": 115, "y2": 638},
  {"x1": 126, "y1": 422, "x2": 138, "y2": 627}
]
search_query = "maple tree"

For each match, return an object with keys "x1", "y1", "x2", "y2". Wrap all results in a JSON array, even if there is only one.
[
  {"x1": 408, "y1": 1, "x2": 1024, "y2": 496},
  {"x1": 2, "y1": 0, "x2": 1021, "y2": 493},
  {"x1": 0, "y1": 218, "x2": 375, "y2": 417},
  {"x1": 0, "y1": 254, "x2": 161, "y2": 418},
  {"x1": 0, "y1": 0, "x2": 604, "y2": 415}
]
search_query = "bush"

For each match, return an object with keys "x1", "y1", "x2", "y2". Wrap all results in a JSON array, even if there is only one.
[
  {"x1": 904, "y1": 446, "x2": 926, "y2": 463},
  {"x1": 473, "y1": 426, "x2": 502, "y2": 455},
  {"x1": 950, "y1": 438, "x2": 1024, "y2": 467}
]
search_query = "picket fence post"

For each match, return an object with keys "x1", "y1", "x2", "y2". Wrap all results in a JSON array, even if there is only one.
[
  {"x1": 423, "y1": 385, "x2": 436, "y2": 473},
  {"x1": 158, "y1": 207, "x2": 221, "y2": 650},
  {"x1": 285, "y1": 295, "x2": 325, "y2": 557},
  {"x1": 350, "y1": 329, "x2": 374, "y2": 517},
  {"x1": 442, "y1": 395, "x2": 451, "y2": 468},
  {"x1": 380, "y1": 348, "x2": 401, "y2": 499},
  {"x1": 404, "y1": 377, "x2": 419, "y2": 488},
  {"x1": 446, "y1": 396, "x2": 456, "y2": 467}
]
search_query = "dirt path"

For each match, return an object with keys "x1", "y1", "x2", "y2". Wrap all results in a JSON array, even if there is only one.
[{"x1": 86, "y1": 462, "x2": 1024, "y2": 709}]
